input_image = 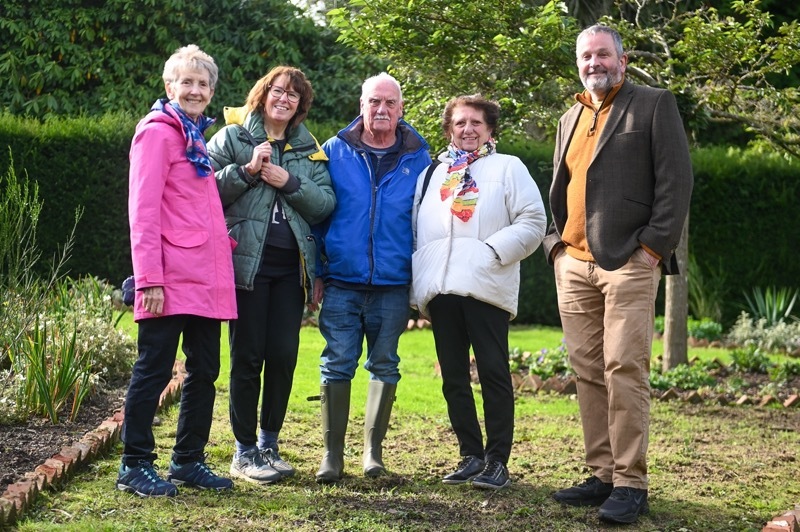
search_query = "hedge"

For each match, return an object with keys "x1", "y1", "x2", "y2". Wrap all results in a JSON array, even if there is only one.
[{"x1": 1, "y1": 114, "x2": 798, "y2": 326}]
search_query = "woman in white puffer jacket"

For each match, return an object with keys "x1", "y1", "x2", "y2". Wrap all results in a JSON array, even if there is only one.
[{"x1": 411, "y1": 94, "x2": 546, "y2": 491}]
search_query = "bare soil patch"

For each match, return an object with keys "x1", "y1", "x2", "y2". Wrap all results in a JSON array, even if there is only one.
[{"x1": 0, "y1": 382, "x2": 127, "y2": 493}]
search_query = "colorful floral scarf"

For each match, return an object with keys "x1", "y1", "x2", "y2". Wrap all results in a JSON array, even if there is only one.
[
  {"x1": 440, "y1": 138, "x2": 496, "y2": 222},
  {"x1": 152, "y1": 99, "x2": 216, "y2": 178}
]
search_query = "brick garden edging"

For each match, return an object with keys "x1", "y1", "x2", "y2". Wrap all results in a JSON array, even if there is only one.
[{"x1": 0, "y1": 360, "x2": 186, "y2": 527}]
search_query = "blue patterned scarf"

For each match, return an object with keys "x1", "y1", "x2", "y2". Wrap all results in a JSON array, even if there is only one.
[{"x1": 151, "y1": 99, "x2": 216, "y2": 178}]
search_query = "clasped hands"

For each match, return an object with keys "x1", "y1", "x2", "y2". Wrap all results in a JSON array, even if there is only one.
[{"x1": 245, "y1": 141, "x2": 289, "y2": 188}]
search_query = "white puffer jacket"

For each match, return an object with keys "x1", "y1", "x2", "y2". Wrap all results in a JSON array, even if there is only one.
[{"x1": 411, "y1": 152, "x2": 546, "y2": 319}]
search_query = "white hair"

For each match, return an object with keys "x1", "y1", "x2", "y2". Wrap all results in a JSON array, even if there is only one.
[{"x1": 361, "y1": 72, "x2": 403, "y2": 102}]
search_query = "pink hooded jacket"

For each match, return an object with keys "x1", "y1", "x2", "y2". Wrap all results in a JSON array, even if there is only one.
[{"x1": 128, "y1": 105, "x2": 237, "y2": 322}]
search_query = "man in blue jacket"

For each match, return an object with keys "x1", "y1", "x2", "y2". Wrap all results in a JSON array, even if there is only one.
[{"x1": 312, "y1": 72, "x2": 431, "y2": 483}]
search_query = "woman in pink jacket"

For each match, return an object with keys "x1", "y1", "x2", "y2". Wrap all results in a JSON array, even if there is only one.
[{"x1": 117, "y1": 44, "x2": 237, "y2": 498}]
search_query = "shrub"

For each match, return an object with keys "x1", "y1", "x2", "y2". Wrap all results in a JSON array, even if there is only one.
[
  {"x1": 650, "y1": 363, "x2": 717, "y2": 391},
  {"x1": 654, "y1": 315, "x2": 722, "y2": 341},
  {"x1": 768, "y1": 359, "x2": 800, "y2": 385},
  {"x1": 727, "y1": 312, "x2": 800, "y2": 354},
  {"x1": 687, "y1": 318, "x2": 723, "y2": 342},
  {"x1": 729, "y1": 345, "x2": 774, "y2": 374}
]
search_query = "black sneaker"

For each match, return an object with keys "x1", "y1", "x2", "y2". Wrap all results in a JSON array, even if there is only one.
[
  {"x1": 116, "y1": 460, "x2": 178, "y2": 497},
  {"x1": 552, "y1": 476, "x2": 613, "y2": 506},
  {"x1": 168, "y1": 458, "x2": 233, "y2": 491},
  {"x1": 471, "y1": 460, "x2": 511, "y2": 490},
  {"x1": 442, "y1": 455, "x2": 485, "y2": 485},
  {"x1": 599, "y1": 487, "x2": 649, "y2": 524}
]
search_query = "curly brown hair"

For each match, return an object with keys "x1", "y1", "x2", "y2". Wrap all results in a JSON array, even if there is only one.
[
  {"x1": 244, "y1": 66, "x2": 314, "y2": 130},
  {"x1": 441, "y1": 94, "x2": 500, "y2": 141}
]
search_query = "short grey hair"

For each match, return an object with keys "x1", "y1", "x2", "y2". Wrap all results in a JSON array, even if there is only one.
[
  {"x1": 162, "y1": 44, "x2": 219, "y2": 90},
  {"x1": 361, "y1": 72, "x2": 403, "y2": 102},
  {"x1": 577, "y1": 24, "x2": 624, "y2": 57}
]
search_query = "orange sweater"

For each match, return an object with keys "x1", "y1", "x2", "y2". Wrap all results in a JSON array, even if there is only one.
[{"x1": 562, "y1": 83, "x2": 622, "y2": 262}]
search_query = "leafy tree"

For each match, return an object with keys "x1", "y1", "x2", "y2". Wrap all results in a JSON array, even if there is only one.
[
  {"x1": 327, "y1": 0, "x2": 799, "y2": 370},
  {"x1": 0, "y1": 0, "x2": 383, "y2": 124},
  {"x1": 328, "y1": 0, "x2": 799, "y2": 156}
]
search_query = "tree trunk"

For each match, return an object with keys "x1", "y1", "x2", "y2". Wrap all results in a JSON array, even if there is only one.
[{"x1": 662, "y1": 215, "x2": 690, "y2": 371}]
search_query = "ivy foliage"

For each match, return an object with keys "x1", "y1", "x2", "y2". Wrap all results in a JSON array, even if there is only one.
[{"x1": 0, "y1": 0, "x2": 383, "y2": 124}]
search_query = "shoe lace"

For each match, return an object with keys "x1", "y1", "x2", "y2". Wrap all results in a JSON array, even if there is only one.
[
  {"x1": 193, "y1": 453, "x2": 219, "y2": 479},
  {"x1": 482, "y1": 460, "x2": 504, "y2": 478},
  {"x1": 457, "y1": 456, "x2": 477, "y2": 470},
  {"x1": 134, "y1": 461, "x2": 163, "y2": 484},
  {"x1": 261, "y1": 448, "x2": 277, "y2": 465},
  {"x1": 581, "y1": 475, "x2": 604, "y2": 488}
]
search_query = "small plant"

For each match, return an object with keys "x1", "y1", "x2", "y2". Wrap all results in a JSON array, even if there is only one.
[
  {"x1": 729, "y1": 345, "x2": 774, "y2": 374},
  {"x1": 687, "y1": 317, "x2": 723, "y2": 342},
  {"x1": 742, "y1": 286, "x2": 798, "y2": 326},
  {"x1": 528, "y1": 340, "x2": 572, "y2": 379},
  {"x1": 653, "y1": 315, "x2": 722, "y2": 342},
  {"x1": 650, "y1": 363, "x2": 716, "y2": 391},
  {"x1": 769, "y1": 359, "x2": 800, "y2": 385},
  {"x1": 8, "y1": 316, "x2": 96, "y2": 423},
  {"x1": 687, "y1": 254, "x2": 726, "y2": 323},
  {"x1": 508, "y1": 340, "x2": 572, "y2": 380}
]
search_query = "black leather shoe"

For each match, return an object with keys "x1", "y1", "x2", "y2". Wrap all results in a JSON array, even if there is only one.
[
  {"x1": 598, "y1": 487, "x2": 649, "y2": 524},
  {"x1": 442, "y1": 455, "x2": 485, "y2": 484},
  {"x1": 471, "y1": 460, "x2": 511, "y2": 490},
  {"x1": 552, "y1": 476, "x2": 614, "y2": 506}
]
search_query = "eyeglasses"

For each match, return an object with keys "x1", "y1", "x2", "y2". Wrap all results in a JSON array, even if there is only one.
[
  {"x1": 366, "y1": 97, "x2": 398, "y2": 109},
  {"x1": 268, "y1": 85, "x2": 300, "y2": 103}
]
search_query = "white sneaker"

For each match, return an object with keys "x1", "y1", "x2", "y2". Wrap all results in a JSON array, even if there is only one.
[
  {"x1": 261, "y1": 448, "x2": 296, "y2": 477},
  {"x1": 229, "y1": 448, "x2": 282, "y2": 484}
]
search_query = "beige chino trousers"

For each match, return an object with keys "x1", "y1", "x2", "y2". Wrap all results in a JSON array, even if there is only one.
[{"x1": 554, "y1": 248, "x2": 661, "y2": 490}]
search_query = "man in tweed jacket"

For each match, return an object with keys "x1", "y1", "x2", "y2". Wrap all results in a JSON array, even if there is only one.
[{"x1": 543, "y1": 24, "x2": 693, "y2": 524}]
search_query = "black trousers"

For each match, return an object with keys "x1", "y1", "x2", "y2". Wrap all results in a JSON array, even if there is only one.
[
  {"x1": 122, "y1": 315, "x2": 221, "y2": 466},
  {"x1": 428, "y1": 294, "x2": 513, "y2": 464},
  {"x1": 228, "y1": 247, "x2": 305, "y2": 447}
]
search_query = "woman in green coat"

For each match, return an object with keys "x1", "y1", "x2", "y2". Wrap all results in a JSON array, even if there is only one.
[{"x1": 208, "y1": 66, "x2": 335, "y2": 485}]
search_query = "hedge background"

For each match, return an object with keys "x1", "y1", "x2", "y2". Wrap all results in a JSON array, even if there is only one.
[{"x1": 1, "y1": 113, "x2": 798, "y2": 326}]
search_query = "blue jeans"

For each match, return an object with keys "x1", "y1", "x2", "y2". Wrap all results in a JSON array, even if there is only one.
[{"x1": 318, "y1": 285, "x2": 409, "y2": 384}]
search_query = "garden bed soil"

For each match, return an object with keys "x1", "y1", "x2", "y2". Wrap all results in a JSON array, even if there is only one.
[{"x1": 0, "y1": 383, "x2": 127, "y2": 493}]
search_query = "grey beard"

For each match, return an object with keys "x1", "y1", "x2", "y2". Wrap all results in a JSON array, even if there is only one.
[{"x1": 582, "y1": 72, "x2": 622, "y2": 93}]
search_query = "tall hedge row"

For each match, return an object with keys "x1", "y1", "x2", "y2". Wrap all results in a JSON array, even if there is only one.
[{"x1": 1, "y1": 114, "x2": 797, "y2": 326}]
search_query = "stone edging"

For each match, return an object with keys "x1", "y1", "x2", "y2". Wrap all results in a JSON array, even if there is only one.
[{"x1": 0, "y1": 360, "x2": 186, "y2": 527}]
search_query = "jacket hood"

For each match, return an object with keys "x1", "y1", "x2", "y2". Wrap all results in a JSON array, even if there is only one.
[
  {"x1": 338, "y1": 116, "x2": 429, "y2": 157},
  {"x1": 223, "y1": 105, "x2": 327, "y2": 161}
]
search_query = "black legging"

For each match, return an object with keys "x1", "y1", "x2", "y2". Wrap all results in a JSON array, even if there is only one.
[
  {"x1": 428, "y1": 294, "x2": 513, "y2": 464},
  {"x1": 228, "y1": 246, "x2": 305, "y2": 447}
]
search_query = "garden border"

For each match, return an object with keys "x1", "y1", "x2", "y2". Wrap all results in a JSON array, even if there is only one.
[
  {"x1": 0, "y1": 358, "x2": 796, "y2": 530},
  {"x1": 0, "y1": 360, "x2": 186, "y2": 527}
]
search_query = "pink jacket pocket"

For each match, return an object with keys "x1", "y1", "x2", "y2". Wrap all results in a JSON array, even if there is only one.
[{"x1": 162, "y1": 229, "x2": 209, "y2": 248}]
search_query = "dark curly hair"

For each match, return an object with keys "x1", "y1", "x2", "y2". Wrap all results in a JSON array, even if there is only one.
[{"x1": 441, "y1": 94, "x2": 500, "y2": 141}]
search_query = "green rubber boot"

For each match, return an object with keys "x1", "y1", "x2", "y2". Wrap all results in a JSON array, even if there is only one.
[
  {"x1": 315, "y1": 381, "x2": 351, "y2": 484},
  {"x1": 363, "y1": 381, "x2": 396, "y2": 477}
]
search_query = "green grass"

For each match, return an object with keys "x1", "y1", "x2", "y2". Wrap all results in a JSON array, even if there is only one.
[{"x1": 15, "y1": 320, "x2": 800, "y2": 531}]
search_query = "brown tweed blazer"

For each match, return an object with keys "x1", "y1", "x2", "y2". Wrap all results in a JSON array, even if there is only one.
[{"x1": 543, "y1": 80, "x2": 694, "y2": 274}]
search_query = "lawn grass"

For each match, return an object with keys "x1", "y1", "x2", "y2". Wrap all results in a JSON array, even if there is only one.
[{"x1": 15, "y1": 320, "x2": 800, "y2": 531}]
